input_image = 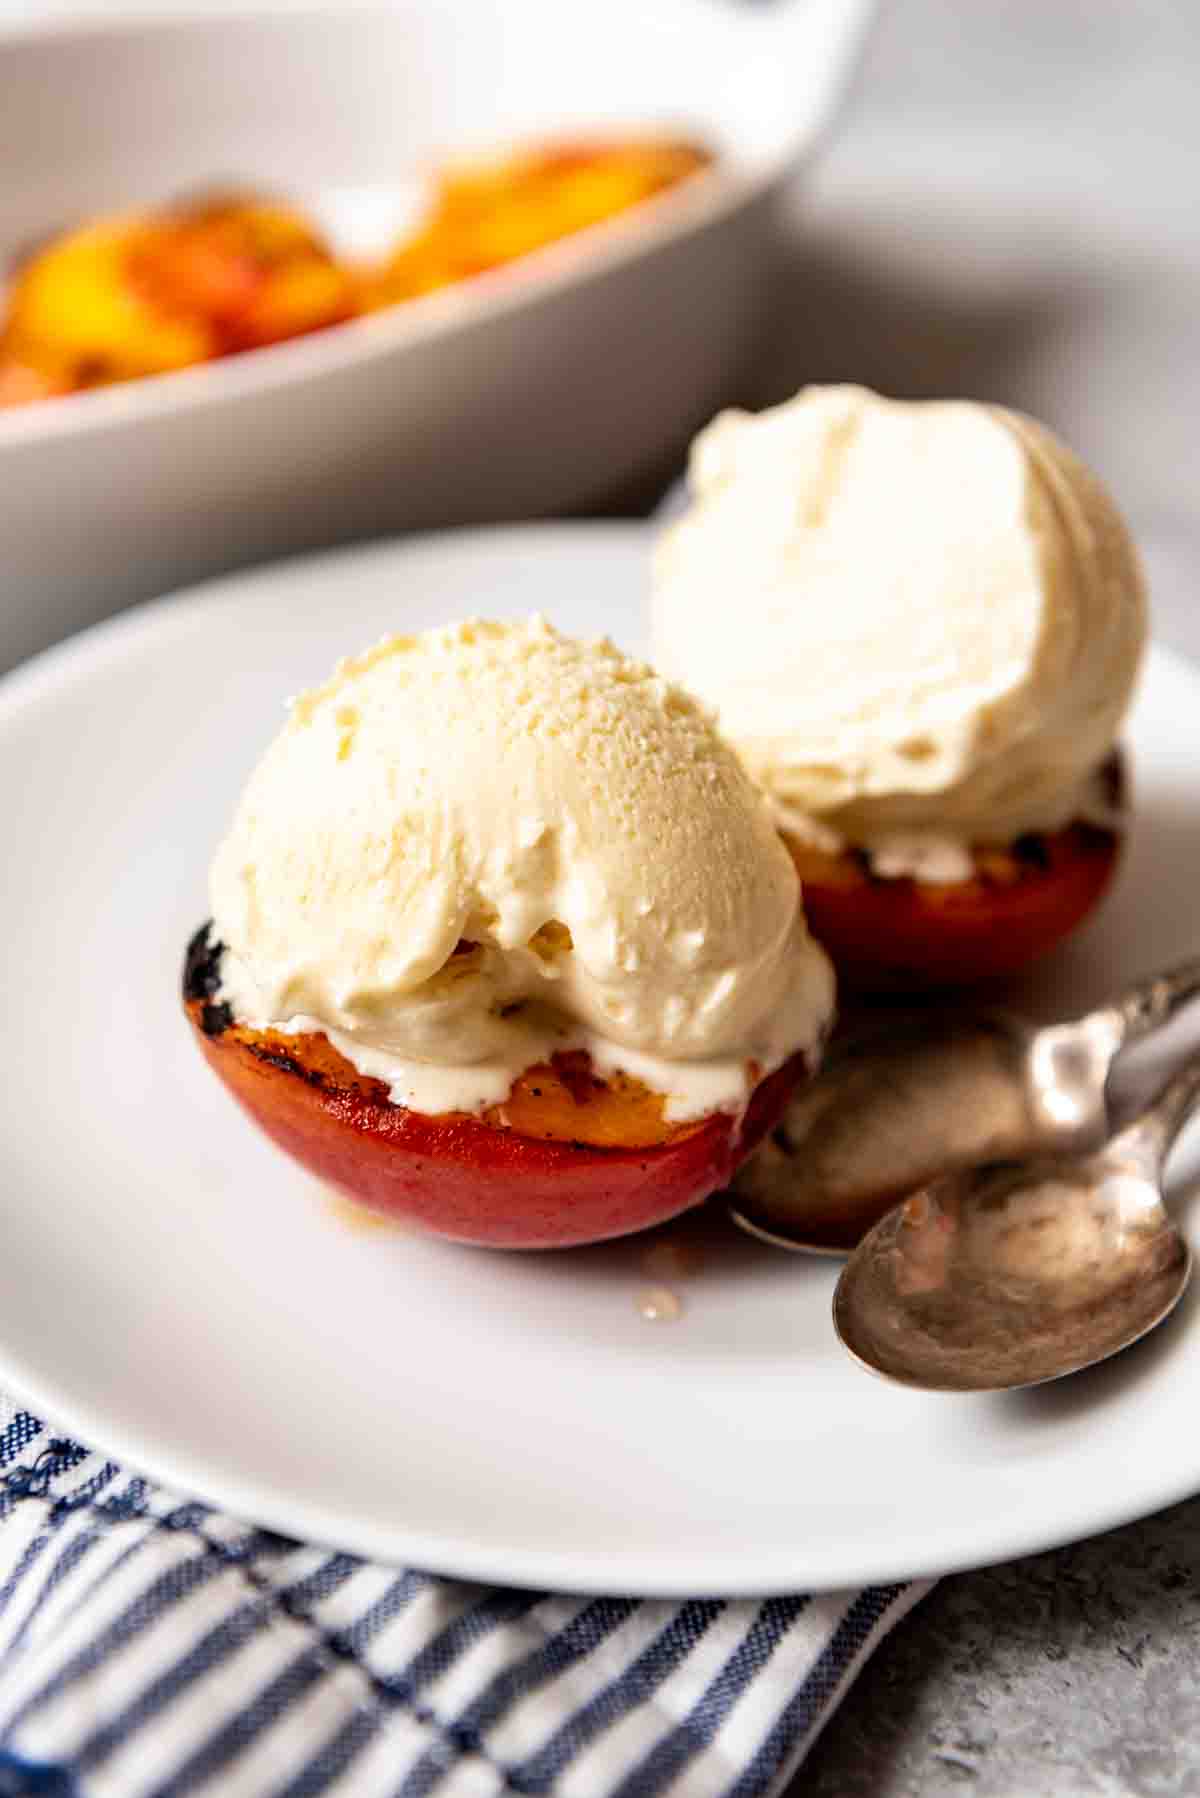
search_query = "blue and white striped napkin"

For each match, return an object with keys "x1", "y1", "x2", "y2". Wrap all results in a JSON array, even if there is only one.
[{"x1": 0, "y1": 1398, "x2": 928, "y2": 1797}]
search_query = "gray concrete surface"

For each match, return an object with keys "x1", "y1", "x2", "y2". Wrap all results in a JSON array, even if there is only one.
[
  {"x1": 777, "y1": 3, "x2": 1200, "y2": 1792},
  {"x1": 802, "y1": 1499, "x2": 1200, "y2": 1796}
]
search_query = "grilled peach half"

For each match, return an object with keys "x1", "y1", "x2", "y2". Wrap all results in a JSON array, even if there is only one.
[
  {"x1": 184, "y1": 927, "x2": 811, "y2": 1248},
  {"x1": 0, "y1": 199, "x2": 354, "y2": 403},
  {"x1": 786, "y1": 820, "x2": 1120, "y2": 991}
]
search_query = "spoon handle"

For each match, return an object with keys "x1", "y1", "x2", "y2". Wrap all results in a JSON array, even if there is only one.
[
  {"x1": 1117, "y1": 1055, "x2": 1200, "y2": 1166},
  {"x1": 1096, "y1": 958, "x2": 1200, "y2": 1048}
]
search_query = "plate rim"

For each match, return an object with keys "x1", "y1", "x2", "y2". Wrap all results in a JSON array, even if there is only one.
[{"x1": 5, "y1": 1346, "x2": 1200, "y2": 1600}]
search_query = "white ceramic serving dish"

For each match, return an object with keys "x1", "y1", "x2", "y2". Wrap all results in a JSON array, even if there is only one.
[{"x1": 0, "y1": 0, "x2": 873, "y2": 671}]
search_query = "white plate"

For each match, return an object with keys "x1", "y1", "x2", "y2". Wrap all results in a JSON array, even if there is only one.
[{"x1": 3, "y1": 521, "x2": 1200, "y2": 1598}]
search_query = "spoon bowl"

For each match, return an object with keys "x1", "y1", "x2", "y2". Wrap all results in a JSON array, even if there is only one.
[
  {"x1": 731, "y1": 959, "x2": 1200, "y2": 1254},
  {"x1": 832, "y1": 1058, "x2": 1200, "y2": 1392}
]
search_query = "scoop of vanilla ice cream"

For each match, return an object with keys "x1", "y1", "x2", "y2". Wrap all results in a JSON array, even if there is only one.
[
  {"x1": 651, "y1": 386, "x2": 1147, "y2": 875},
  {"x1": 210, "y1": 617, "x2": 833, "y2": 1119}
]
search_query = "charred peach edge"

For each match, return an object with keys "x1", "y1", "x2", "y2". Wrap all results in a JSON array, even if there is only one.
[
  {"x1": 183, "y1": 926, "x2": 809, "y2": 1248},
  {"x1": 786, "y1": 820, "x2": 1122, "y2": 989}
]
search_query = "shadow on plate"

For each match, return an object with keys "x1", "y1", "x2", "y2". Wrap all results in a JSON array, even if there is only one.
[{"x1": 521, "y1": 1196, "x2": 829, "y2": 1293}]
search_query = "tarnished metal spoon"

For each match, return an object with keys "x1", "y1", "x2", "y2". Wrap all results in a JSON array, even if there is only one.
[
  {"x1": 831, "y1": 1056, "x2": 1199, "y2": 1392},
  {"x1": 730, "y1": 959, "x2": 1200, "y2": 1256}
]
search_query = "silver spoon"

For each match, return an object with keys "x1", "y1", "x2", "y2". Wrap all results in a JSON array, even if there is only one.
[
  {"x1": 831, "y1": 1056, "x2": 1200, "y2": 1392},
  {"x1": 729, "y1": 959, "x2": 1200, "y2": 1256}
]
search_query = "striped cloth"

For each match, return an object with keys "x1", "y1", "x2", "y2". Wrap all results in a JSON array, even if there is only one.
[{"x1": 0, "y1": 1400, "x2": 928, "y2": 1797}]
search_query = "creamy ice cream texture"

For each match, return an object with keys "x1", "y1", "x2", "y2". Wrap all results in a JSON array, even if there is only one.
[
  {"x1": 211, "y1": 617, "x2": 834, "y2": 1119},
  {"x1": 652, "y1": 385, "x2": 1147, "y2": 880}
]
